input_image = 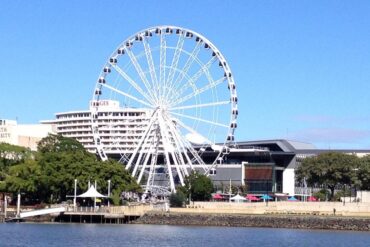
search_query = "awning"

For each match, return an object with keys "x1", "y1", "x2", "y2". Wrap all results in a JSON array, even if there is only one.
[
  {"x1": 77, "y1": 185, "x2": 107, "y2": 198},
  {"x1": 245, "y1": 194, "x2": 260, "y2": 201},
  {"x1": 212, "y1": 194, "x2": 223, "y2": 200},
  {"x1": 230, "y1": 194, "x2": 247, "y2": 202},
  {"x1": 260, "y1": 194, "x2": 273, "y2": 200},
  {"x1": 307, "y1": 196, "x2": 317, "y2": 201},
  {"x1": 288, "y1": 196, "x2": 298, "y2": 201}
]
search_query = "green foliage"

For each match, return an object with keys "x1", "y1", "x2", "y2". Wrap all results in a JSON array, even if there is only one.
[
  {"x1": 111, "y1": 189, "x2": 122, "y2": 206},
  {"x1": 358, "y1": 155, "x2": 370, "y2": 190},
  {"x1": 179, "y1": 171, "x2": 213, "y2": 202},
  {"x1": 0, "y1": 142, "x2": 33, "y2": 182},
  {"x1": 313, "y1": 189, "x2": 329, "y2": 201},
  {"x1": 296, "y1": 152, "x2": 368, "y2": 200},
  {"x1": 333, "y1": 188, "x2": 352, "y2": 201},
  {"x1": 1, "y1": 134, "x2": 141, "y2": 204},
  {"x1": 169, "y1": 191, "x2": 186, "y2": 207},
  {"x1": 37, "y1": 134, "x2": 85, "y2": 154}
]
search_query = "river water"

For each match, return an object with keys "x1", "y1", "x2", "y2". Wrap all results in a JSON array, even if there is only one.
[{"x1": 0, "y1": 223, "x2": 369, "y2": 246}]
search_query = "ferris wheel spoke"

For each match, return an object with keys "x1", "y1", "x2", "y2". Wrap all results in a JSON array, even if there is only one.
[
  {"x1": 170, "y1": 77, "x2": 226, "y2": 107},
  {"x1": 170, "y1": 100, "x2": 230, "y2": 111},
  {"x1": 171, "y1": 56, "x2": 217, "y2": 102},
  {"x1": 142, "y1": 37, "x2": 160, "y2": 98},
  {"x1": 170, "y1": 122, "x2": 207, "y2": 170},
  {"x1": 101, "y1": 83, "x2": 153, "y2": 108},
  {"x1": 159, "y1": 32, "x2": 167, "y2": 100},
  {"x1": 169, "y1": 111, "x2": 228, "y2": 128},
  {"x1": 111, "y1": 64, "x2": 155, "y2": 105},
  {"x1": 125, "y1": 47, "x2": 158, "y2": 103},
  {"x1": 170, "y1": 42, "x2": 202, "y2": 95},
  {"x1": 164, "y1": 33, "x2": 185, "y2": 99},
  {"x1": 175, "y1": 118, "x2": 213, "y2": 145},
  {"x1": 172, "y1": 119, "x2": 214, "y2": 172}
]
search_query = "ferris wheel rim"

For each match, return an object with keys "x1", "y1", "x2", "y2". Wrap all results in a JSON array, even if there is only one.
[{"x1": 91, "y1": 25, "x2": 238, "y2": 193}]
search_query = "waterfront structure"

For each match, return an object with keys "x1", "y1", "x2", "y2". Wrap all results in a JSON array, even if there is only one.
[
  {"x1": 209, "y1": 139, "x2": 370, "y2": 196},
  {"x1": 0, "y1": 119, "x2": 54, "y2": 151}
]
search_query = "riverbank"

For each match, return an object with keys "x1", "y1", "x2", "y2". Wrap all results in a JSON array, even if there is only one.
[{"x1": 135, "y1": 212, "x2": 370, "y2": 231}]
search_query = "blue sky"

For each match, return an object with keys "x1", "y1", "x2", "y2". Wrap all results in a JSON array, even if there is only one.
[{"x1": 1, "y1": 0, "x2": 370, "y2": 149}]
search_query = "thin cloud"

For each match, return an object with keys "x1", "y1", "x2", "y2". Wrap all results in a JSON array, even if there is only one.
[
  {"x1": 293, "y1": 114, "x2": 370, "y2": 125},
  {"x1": 288, "y1": 128, "x2": 370, "y2": 144}
]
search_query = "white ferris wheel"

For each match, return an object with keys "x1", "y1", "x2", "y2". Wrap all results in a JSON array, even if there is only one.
[{"x1": 91, "y1": 25, "x2": 238, "y2": 196}]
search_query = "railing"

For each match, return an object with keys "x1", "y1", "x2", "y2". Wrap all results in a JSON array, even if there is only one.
[{"x1": 64, "y1": 203, "x2": 167, "y2": 215}]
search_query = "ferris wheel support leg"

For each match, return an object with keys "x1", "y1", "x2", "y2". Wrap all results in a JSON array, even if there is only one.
[
  {"x1": 137, "y1": 151, "x2": 152, "y2": 184},
  {"x1": 158, "y1": 116, "x2": 177, "y2": 192},
  {"x1": 159, "y1": 117, "x2": 185, "y2": 185},
  {"x1": 161, "y1": 118, "x2": 185, "y2": 186},
  {"x1": 132, "y1": 126, "x2": 155, "y2": 177},
  {"x1": 125, "y1": 114, "x2": 156, "y2": 170},
  {"x1": 165, "y1": 116, "x2": 190, "y2": 176},
  {"x1": 145, "y1": 142, "x2": 159, "y2": 193}
]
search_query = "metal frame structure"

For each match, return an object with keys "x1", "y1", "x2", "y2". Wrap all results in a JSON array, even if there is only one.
[{"x1": 91, "y1": 25, "x2": 238, "y2": 195}]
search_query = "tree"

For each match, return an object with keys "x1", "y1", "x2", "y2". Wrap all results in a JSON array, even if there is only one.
[
  {"x1": 358, "y1": 155, "x2": 370, "y2": 190},
  {"x1": 179, "y1": 171, "x2": 213, "y2": 202},
  {"x1": 296, "y1": 152, "x2": 359, "y2": 200},
  {"x1": 2, "y1": 134, "x2": 141, "y2": 204},
  {"x1": 169, "y1": 191, "x2": 186, "y2": 207},
  {"x1": 0, "y1": 143, "x2": 33, "y2": 182}
]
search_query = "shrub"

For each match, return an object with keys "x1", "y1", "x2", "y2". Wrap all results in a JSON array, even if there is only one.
[{"x1": 169, "y1": 191, "x2": 186, "y2": 207}]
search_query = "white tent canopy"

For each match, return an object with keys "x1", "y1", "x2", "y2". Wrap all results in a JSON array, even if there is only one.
[
  {"x1": 230, "y1": 194, "x2": 246, "y2": 202},
  {"x1": 77, "y1": 185, "x2": 107, "y2": 198}
]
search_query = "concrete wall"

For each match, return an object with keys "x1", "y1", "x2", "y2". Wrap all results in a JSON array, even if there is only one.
[
  {"x1": 282, "y1": 168, "x2": 295, "y2": 196},
  {"x1": 170, "y1": 201, "x2": 370, "y2": 217}
]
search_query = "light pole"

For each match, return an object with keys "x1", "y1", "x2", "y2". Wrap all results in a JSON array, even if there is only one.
[
  {"x1": 16, "y1": 192, "x2": 21, "y2": 218},
  {"x1": 188, "y1": 180, "x2": 191, "y2": 205},
  {"x1": 73, "y1": 179, "x2": 77, "y2": 210},
  {"x1": 4, "y1": 195, "x2": 7, "y2": 219},
  {"x1": 94, "y1": 180, "x2": 97, "y2": 211},
  {"x1": 108, "y1": 180, "x2": 111, "y2": 207}
]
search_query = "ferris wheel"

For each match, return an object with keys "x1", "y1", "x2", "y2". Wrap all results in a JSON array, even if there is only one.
[{"x1": 91, "y1": 25, "x2": 238, "y2": 195}]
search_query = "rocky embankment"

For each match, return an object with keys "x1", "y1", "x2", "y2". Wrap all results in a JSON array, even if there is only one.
[{"x1": 135, "y1": 212, "x2": 370, "y2": 231}]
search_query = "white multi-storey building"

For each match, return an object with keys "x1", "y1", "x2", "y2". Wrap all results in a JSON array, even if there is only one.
[{"x1": 42, "y1": 100, "x2": 152, "y2": 156}]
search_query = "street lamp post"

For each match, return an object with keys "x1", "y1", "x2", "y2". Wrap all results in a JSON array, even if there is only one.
[
  {"x1": 73, "y1": 179, "x2": 77, "y2": 211},
  {"x1": 108, "y1": 180, "x2": 111, "y2": 207},
  {"x1": 16, "y1": 192, "x2": 21, "y2": 218}
]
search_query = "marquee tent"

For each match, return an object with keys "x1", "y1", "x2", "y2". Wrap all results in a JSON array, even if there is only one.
[
  {"x1": 77, "y1": 185, "x2": 107, "y2": 198},
  {"x1": 230, "y1": 194, "x2": 247, "y2": 203}
]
